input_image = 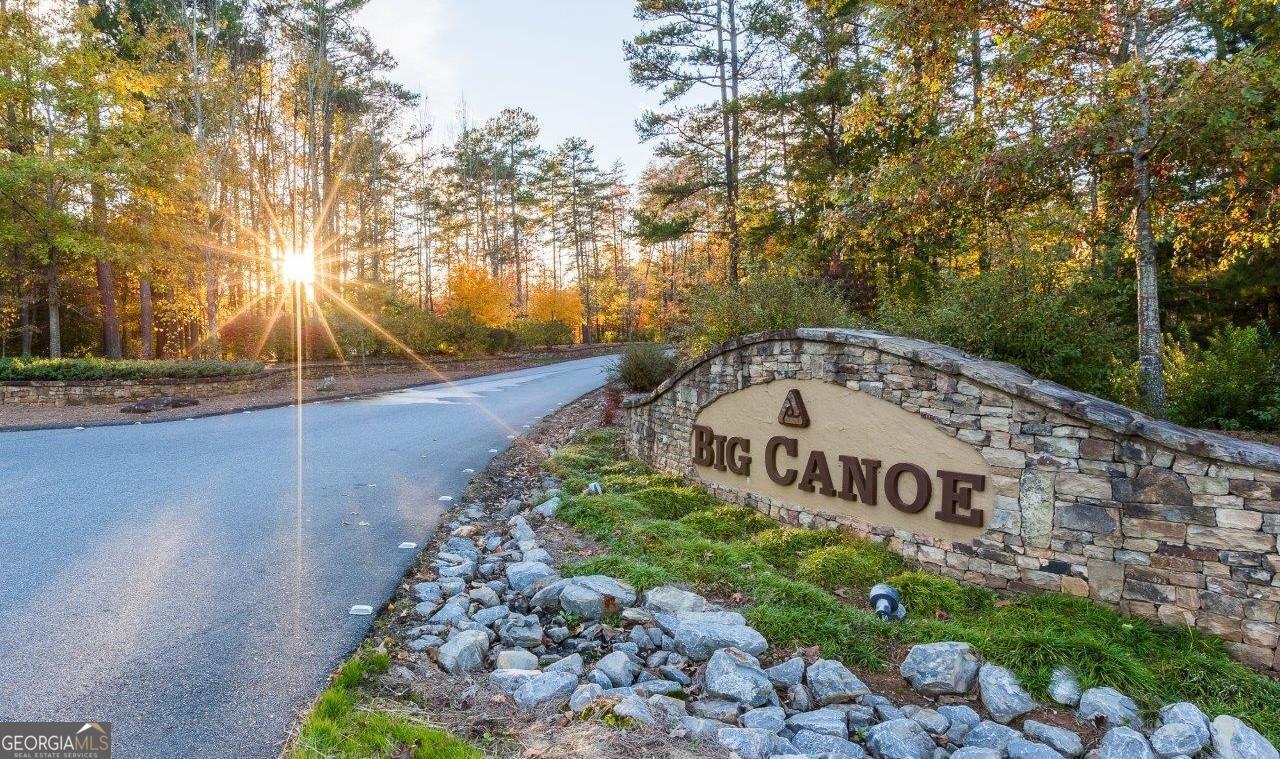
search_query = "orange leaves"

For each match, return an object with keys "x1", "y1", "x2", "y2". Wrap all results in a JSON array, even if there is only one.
[
  {"x1": 446, "y1": 264, "x2": 514, "y2": 327},
  {"x1": 526, "y1": 286, "x2": 584, "y2": 328}
]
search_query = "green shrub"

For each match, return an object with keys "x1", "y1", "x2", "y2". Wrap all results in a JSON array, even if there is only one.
[
  {"x1": 628, "y1": 485, "x2": 718, "y2": 519},
  {"x1": 1164, "y1": 325, "x2": 1280, "y2": 430},
  {"x1": 794, "y1": 541, "x2": 905, "y2": 592},
  {"x1": 0, "y1": 357, "x2": 264, "y2": 381},
  {"x1": 890, "y1": 570, "x2": 995, "y2": 616},
  {"x1": 876, "y1": 266, "x2": 1133, "y2": 398},
  {"x1": 679, "y1": 269, "x2": 862, "y2": 355},
  {"x1": 751, "y1": 528, "x2": 846, "y2": 571},
  {"x1": 609, "y1": 344, "x2": 676, "y2": 392},
  {"x1": 512, "y1": 318, "x2": 574, "y2": 348},
  {"x1": 680, "y1": 505, "x2": 776, "y2": 540}
]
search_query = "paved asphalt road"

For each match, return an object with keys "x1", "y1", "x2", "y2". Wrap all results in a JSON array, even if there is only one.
[{"x1": 0, "y1": 355, "x2": 612, "y2": 758}]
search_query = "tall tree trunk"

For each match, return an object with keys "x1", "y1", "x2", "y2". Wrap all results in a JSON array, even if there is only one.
[
  {"x1": 96, "y1": 257, "x2": 122, "y2": 358},
  {"x1": 1131, "y1": 2, "x2": 1166, "y2": 415},
  {"x1": 139, "y1": 278, "x2": 154, "y2": 360},
  {"x1": 46, "y1": 258, "x2": 60, "y2": 358},
  {"x1": 20, "y1": 286, "x2": 32, "y2": 356},
  {"x1": 715, "y1": 0, "x2": 740, "y2": 284}
]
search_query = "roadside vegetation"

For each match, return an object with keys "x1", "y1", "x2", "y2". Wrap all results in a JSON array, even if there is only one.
[
  {"x1": 546, "y1": 428, "x2": 1280, "y2": 742},
  {"x1": 0, "y1": 357, "x2": 263, "y2": 381},
  {"x1": 287, "y1": 646, "x2": 479, "y2": 759},
  {"x1": 609, "y1": 344, "x2": 677, "y2": 392}
]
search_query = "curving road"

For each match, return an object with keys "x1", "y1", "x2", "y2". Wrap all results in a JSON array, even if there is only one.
[{"x1": 0, "y1": 355, "x2": 612, "y2": 758}]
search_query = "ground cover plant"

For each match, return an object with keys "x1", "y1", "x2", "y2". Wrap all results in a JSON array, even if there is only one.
[
  {"x1": 0, "y1": 357, "x2": 265, "y2": 381},
  {"x1": 288, "y1": 647, "x2": 479, "y2": 759},
  {"x1": 546, "y1": 428, "x2": 1280, "y2": 742}
]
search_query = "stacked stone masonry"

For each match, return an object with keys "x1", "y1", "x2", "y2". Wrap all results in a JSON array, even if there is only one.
[{"x1": 622, "y1": 330, "x2": 1280, "y2": 672}]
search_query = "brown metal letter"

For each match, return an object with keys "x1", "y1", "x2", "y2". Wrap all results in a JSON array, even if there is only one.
[
  {"x1": 726, "y1": 437, "x2": 752, "y2": 476},
  {"x1": 936, "y1": 470, "x2": 985, "y2": 527},
  {"x1": 837, "y1": 455, "x2": 881, "y2": 505},
  {"x1": 798, "y1": 450, "x2": 836, "y2": 496},
  {"x1": 765, "y1": 435, "x2": 799, "y2": 486},
  {"x1": 885, "y1": 462, "x2": 931, "y2": 513},
  {"x1": 691, "y1": 424, "x2": 716, "y2": 467}
]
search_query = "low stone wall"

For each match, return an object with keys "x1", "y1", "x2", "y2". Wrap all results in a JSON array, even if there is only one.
[
  {"x1": 0, "y1": 343, "x2": 629, "y2": 407},
  {"x1": 623, "y1": 329, "x2": 1280, "y2": 671}
]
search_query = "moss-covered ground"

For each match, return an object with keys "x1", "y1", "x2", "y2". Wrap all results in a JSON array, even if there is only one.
[{"x1": 547, "y1": 429, "x2": 1280, "y2": 741}]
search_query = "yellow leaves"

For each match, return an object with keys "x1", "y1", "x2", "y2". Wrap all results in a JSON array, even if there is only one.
[
  {"x1": 526, "y1": 286, "x2": 583, "y2": 327},
  {"x1": 445, "y1": 263, "x2": 513, "y2": 327}
]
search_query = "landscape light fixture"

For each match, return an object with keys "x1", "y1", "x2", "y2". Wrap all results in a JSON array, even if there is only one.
[{"x1": 870, "y1": 583, "x2": 906, "y2": 621}]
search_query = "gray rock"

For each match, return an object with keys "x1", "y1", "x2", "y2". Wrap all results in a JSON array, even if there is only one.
[
  {"x1": 471, "y1": 604, "x2": 510, "y2": 626},
  {"x1": 979, "y1": 663, "x2": 1037, "y2": 724},
  {"x1": 438, "y1": 576, "x2": 465, "y2": 595},
  {"x1": 413, "y1": 582, "x2": 443, "y2": 603},
  {"x1": 1078, "y1": 688, "x2": 1144, "y2": 730},
  {"x1": 506, "y1": 561, "x2": 556, "y2": 592},
  {"x1": 963, "y1": 721, "x2": 1023, "y2": 752},
  {"x1": 806, "y1": 659, "x2": 871, "y2": 705},
  {"x1": 572, "y1": 575, "x2": 638, "y2": 607},
  {"x1": 628, "y1": 625, "x2": 654, "y2": 651},
  {"x1": 1008, "y1": 738, "x2": 1066, "y2": 759},
  {"x1": 899, "y1": 642, "x2": 980, "y2": 695},
  {"x1": 787, "y1": 683, "x2": 814, "y2": 713},
  {"x1": 513, "y1": 671, "x2": 579, "y2": 711},
  {"x1": 910, "y1": 708, "x2": 950, "y2": 736},
  {"x1": 705, "y1": 647, "x2": 775, "y2": 707},
  {"x1": 508, "y1": 515, "x2": 536, "y2": 543},
  {"x1": 681, "y1": 715, "x2": 725, "y2": 740},
  {"x1": 766, "y1": 657, "x2": 806, "y2": 688},
  {"x1": 489, "y1": 668, "x2": 540, "y2": 694},
  {"x1": 795, "y1": 730, "x2": 867, "y2": 758},
  {"x1": 1159, "y1": 703, "x2": 1210, "y2": 747},
  {"x1": 595, "y1": 650, "x2": 640, "y2": 687},
  {"x1": 648, "y1": 694, "x2": 688, "y2": 726},
  {"x1": 1048, "y1": 667, "x2": 1083, "y2": 707},
  {"x1": 1210, "y1": 715, "x2": 1278, "y2": 759},
  {"x1": 495, "y1": 648, "x2": 539, "y2": 670},
  {"x1": 613, "y1": 694, "x2": 656, "y2": 725},
  {"x1": 430, "y1": 595, "x2": 471, "y2": 624},
  {"x1": 469, "y1": 585, "x2": 501, "y2": 608},
  {"x1": 939, "y1": 705, "x2": 981, "y2": 744},
  {"x1": 866, "y1": 694, "x2": 906, "y2": 722},
  {"x1": 644, "y1": 585, "x2": 708, "y2": 615},
  {"x1": 560, "y1": 583, "x2": 608, "y2": 620},
  {"x1": 692, "y1": 699, "x2": 743, "y2": 723},
  {"x1": 717, "y1": 727, "x2": 795, "y2": 759},
  {"x1": 1100, "y1": 727, "x2": 1157, "y2": 759},
  {"x1": 741, "y1": 706, "x2": 787, "y2": 733},
  {"x1": 659, "y1": 664, "x2": 691, "y2": 685},
  {"x1": 1024, "y1": 720, "x2": 1084, "y2": 757},
  {"x1": 534, "y1": 496, "x2": 561, "y2": 517},
  {"x1": 406, "y1": 635, "x2": 443, "y2": 652},
  {"x1": 633, "y1": 679, "x2": 685, "y2": 697},
  {"x1": 843, "y1": 703, "x2": 877, "y2": 729},
  {"x1": 437, "y1": 629, "x2": 489, "y2": 674},
  {"x1": 498, "y1": 614, "x2": 543, "y2": 648},
  {"x1": 867, "y1": 718, "x2": 937, "y2": 759},
  {"x1": 952, "y1": 749, "x2": 1003, "y2": 759},
  {"x1": 787, "y1": 707, "x2": 849, "y2": 739},
  {"x1": 673, "y1": 620, "x2": 768, "y2": 660},
  {"x1": 1150, "y1": 723, "x2": 1207, "y2": 758},
  {"x1": 545, "y1": 653, "x2": 584, "y2": 676},
  {"x1": 569, "y1": 683, "x2": 604, "y2": 713},
  {"x1": 586, "y1": 669, "x2": 613, "y2": 689}
]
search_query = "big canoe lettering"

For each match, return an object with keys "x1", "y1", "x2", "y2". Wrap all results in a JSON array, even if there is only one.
[{"x1": 690, "y1": 390, "x2": 987, "y2": 529}]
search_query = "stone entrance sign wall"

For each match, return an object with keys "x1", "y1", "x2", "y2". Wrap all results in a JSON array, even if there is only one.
[{"x1": 622, "y1": 329, "x2": 1280, "y2": 671}]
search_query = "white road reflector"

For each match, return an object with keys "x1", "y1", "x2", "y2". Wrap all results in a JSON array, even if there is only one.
[
  {"x1": 399, "y1": 542, "x2": 417, "y2": 549},
  {"x1": 74, "y1": 426, "x2": 85, "y2": 430},
  {"x1": 438, "y1": 495, "x2": 453, "y2": 502},
  {"x1": 349, "y1": 605, "x2": 374, "y2": 616},
  {"x1": 506, "y1": 434, "x2": 516, "y2": 439},
  {"x1": 488, "y1": 448, "x2": 499, "y2": 453},
  {"x1": 462, "y1": 468, "x2": 474, "y2": 473}
]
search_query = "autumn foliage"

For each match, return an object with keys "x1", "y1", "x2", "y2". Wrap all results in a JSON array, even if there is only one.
[{"x1": 445, "y1": 265, "x2": 514, "y2": 328}]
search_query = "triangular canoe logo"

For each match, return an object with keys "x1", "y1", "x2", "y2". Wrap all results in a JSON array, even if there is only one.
[{"x1": 778, "y1": 388, "x2": 810, "y2": 428}]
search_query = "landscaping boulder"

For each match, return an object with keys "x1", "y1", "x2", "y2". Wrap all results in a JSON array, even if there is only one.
[
  {"x1": 787, "y1": 707, "x2": 849, "y2": 739},
  {"x1": 1007, "y1": 738, "x2": 1065, "y2": 759},
  {"x1": 1047, "y1": 667, "x2": 1082, "y2": 707},
  {"x1": 506, "y1": 560, "x2": 555, "y2": 592},
  {"x1": 497, "y1": 614, "x2": 543, "y2": 648},
  {"x1": 489, "y1": 669, "x2": 540, "y2": 694},
  {"x1": 795, "y1": 729, "x2": 866, "y2": 758},
  {"x1": 978, "y1": 663, "x2": 1037, "y2": 724},
  {"x1": 1024, "y1": 719, "x2": 1084, "y2": 757},
  {"x1": 1209, "y1": 715, "x2": 1279, "y2": 759},
  {"x1": 963, "y1": 721, "x2": 1022, "y2": 752},
  {"x1": 765, "y1": 657, "x2": 805, "y2": 688},
  {"x1": 613, "y1": 694, "x2": 655, "y2": 725},
  {"x1": 595, "y1": 650, "x2": 641, "y2": 687},
  {"x1": 939, "y1": 705, "x2": 981, "y2": 744},
  {"x1": 716, "y1": 727, "x2": 795, "y2": 759},
  {"x1": 569, "y1": 683, "x2": 604, "y2": 713},
  {"x1": 1078, "y1": 687, "x2": 1144, "y2": 730},
  {"x1": 1150, "y1": 722, "x2": 1208, "y2": 757},
  {"x1": 544, "y1": 653, "x2": 584, "y2": 676},
  {"x1": 680, "y1": 716, "x2": 724, "y2": 740},
  {"x1": 1158, "y1": 703, "x2": 1210, "y2": 747},
  {"x1": 437, "y1": 629, "x2": 489, "y2": 674},
  {"x1": 806, "y1": 658, "x2": 871, "y2": 705},
  {"x1": 899, "y1": 642, "x2": 980, "y2": 695},
  {"x1": 512, "y1": 671, "x2": 578, "y2": 711},
  {"x1": 704, "y1": 647, "x2": 775, "y2": 707},
  {"x1": 672, "y1": 619, "x2": 767, "y2": 660},
  {"x1": 740, "y1": 705, "x2": 786, "y2": 733},
  {"x1": 495, "y1": 649, "x2": 538, "y2": 670},
  {"x1": 1100, "y1": 727, "x2": 1157, "y2": 759},
  {"x1": 866, "y1": 718, "x2": 937, "y2": 759},
  {"x1": 643, "y1": 585, "x2": 707, "y2": 615}
]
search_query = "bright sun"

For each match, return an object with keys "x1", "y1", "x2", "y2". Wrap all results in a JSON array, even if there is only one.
[{"x1": 280, "y1": 247, "x2": 316, "y2": 287}]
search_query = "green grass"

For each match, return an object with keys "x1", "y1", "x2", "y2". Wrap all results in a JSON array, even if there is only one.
[
  {"x1": 289, "y1": 647, "x2": 479, "y2": 759},
  {"x1": 0, "y1": 356, "x2": 263, "y2": 381},
  {"x1": 547, "y1": 429, "x2": 1280, "y2": 741}
]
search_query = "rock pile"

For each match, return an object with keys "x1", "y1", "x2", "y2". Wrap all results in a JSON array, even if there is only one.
[{"x1": 405, "y1": 493, "x2": 1279, "y2": 759}]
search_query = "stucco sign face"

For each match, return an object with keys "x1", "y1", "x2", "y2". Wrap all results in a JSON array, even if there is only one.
[{"x1": 690, "y1": 380, "x2": 994, "y2": 540}]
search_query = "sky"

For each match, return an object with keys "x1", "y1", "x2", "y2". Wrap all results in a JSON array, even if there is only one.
[{"x1": 356, "y1": 0, "x2": 664, "y2": 180}]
